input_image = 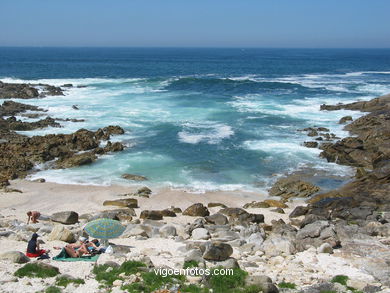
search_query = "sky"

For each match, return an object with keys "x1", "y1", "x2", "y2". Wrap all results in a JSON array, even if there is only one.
[{"x1": 1, "y1": 0, "x2": 389, "y2": 48}]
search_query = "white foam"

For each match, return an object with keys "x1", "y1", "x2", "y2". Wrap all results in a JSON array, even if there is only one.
[{"x1": 178, "y1": 121, "x2": 234, "y2": 144}]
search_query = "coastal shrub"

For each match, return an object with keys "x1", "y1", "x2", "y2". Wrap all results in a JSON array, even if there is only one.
[
  {"x1": 119, "y1": 260, "x2": 146, "y2": 275},
  {"x1": 45, "y1": 286, "x2": 62, "y2": 293},
  {"x1": 331, "y1": 275, "x2": 349, "y2": 285},
  {"x1": 183, "y1": 260, "x2": 199, "y2": 269},
  {"x1": 142, "y1": 271, "x2": 185, "y2": 291},
  {"x1": 278, "y1": 281, "x2": 297, "y2": 289},
  {"x1": 14, "y1": 263, "x2": 59, "y2": 278},
  {"x1": 180, "y1": 284, "x2": 209, "y2": 293},
  {"x1": 55, "y1": 275, "x2": 85, "y2": 287},
  {"x1": 208, "y1": 267, "x2": 248, "y2": 293}
]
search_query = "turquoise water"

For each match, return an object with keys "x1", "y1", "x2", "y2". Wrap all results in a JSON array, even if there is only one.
[{"x1": 1, "y1": 48, "x2": 390, "y2": 192}]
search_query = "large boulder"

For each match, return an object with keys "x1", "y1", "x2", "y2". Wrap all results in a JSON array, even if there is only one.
[
  {"x1": 159, "y1": 225, "x2": 177, "y2": 238},
  {"x1": 48, "y1": 225, "x2": 75, "y2": 243},
  {"x1": 103, "y1": 198, "x2": 138, "y2": 208},
  {"x1": 0, "y1": 251, "x2": 30, "y2": 263},
  {"x1": 51, "y1": 211, "x2": 79, "y2": 225},
  {"x1": 89, "y1": 208, "x2": 136, "y2": 222},
  {"x1": 183, "y1": 203, "x2": 210, "y2": 217},
  {"x1": 203, "y1": 241, "x2": 233, "y2": 261},
  {"x1": 219, "y1": 207, "x2": 264, "y2": 225},
  {"x1": 263, "y1": 199, "x2": 288, "y2": 208}
]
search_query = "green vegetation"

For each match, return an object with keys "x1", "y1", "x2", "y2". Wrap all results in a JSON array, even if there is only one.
[
  {"x1": 183, "y1": 260, "x2": 199, "y2": 269},
  {"x1": 14, "y1": 263, "x2": 59, "y2": 278},
  {"x1": 45, "y1": 286, "x2": 62, "y2": 293},
  {"x1": 278, "y1": 281, "x2": 297, "y2": 289},
  {"x1": 331, "y1": 275, "x2": 349, "y2": 286},
  {"x1": 93, "y1": 260, "x2": 146, "y2": 286},
  {"x1": 93, "y1": 261, "x2": 271, "y2": 293},
  {"x1": 55, "y1": 276, "x2": 85, "y2": 287},
  {"x1": 208, "y1": 267, "x2": 248, "y2": 293}
]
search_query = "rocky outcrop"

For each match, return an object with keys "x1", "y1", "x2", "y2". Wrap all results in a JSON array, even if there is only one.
[
  {"x1": 268, "y1": 176, "x2": 320, "y2": 199},
  {"x1": 0, "y1": 125, "x2": 125, "y2": 180},
  {"x1": 0, "y1": 81, "x2": 65, "y2": 99}
]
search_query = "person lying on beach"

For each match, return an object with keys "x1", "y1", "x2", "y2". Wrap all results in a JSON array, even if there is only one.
[
  {"x1": 64, "y1": 237, "x2": 101, "y2": 257},
  {"x1": 26, "y1": 233, "x2": 49, "y2": 258},
  {"x1": 27, "y1": 211, "x2": 41, "y2": 224}
]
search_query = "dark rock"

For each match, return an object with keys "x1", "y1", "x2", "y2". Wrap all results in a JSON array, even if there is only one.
[
  {"x1": 207, "y1": 202, "x2": 227, "y2": 208},
  {"x1": 339, "y1": 115, "x2": 353, "y2": 124},
  {"x1": 203, "y1": 241, "x2": 233, "y2": 261},
  {"x1": 268, "y1": 176, "x2": 320, "y2": 199},
  {"x1": 304, "y1": 141, "x2": 318, "y2": 148},
  {"x1": 121, "y1": 174, "x2": 148, "y2": 181},
  {"x1": 139, "y1": 210, "x2": 163, "y2": 220},
  {"x1": 183, "y1": 203, "x2": 210, "y2": 217},
  {"x1": 0, "y1": 81, "x2": 39, "y2": 99},
  {"x1": 289, "y1": 206, "x2": 309, "y2": 218},
  {"x1": 51, "y1": 211, "x2": 79, "y2": 225},
  {"x1": 55, "y1": 152, "x2": 97, "y2": 168},
  {"x1": 243, "y1": 201, "x2": 270, "y2": 209},
  {"x1": 133, "y1": 186, "x2": 152, "y2": 198},
  {"x1": 161, "y1": 209, "x2": 176, "y2": 217},
  {"x1": 245, "y1": 275, "x2": 279, "y2": 293}
]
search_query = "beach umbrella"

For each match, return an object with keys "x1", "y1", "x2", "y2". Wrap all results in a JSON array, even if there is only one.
[{"x1": 84, "y1": 218, "x2": 125, "y2": 239}]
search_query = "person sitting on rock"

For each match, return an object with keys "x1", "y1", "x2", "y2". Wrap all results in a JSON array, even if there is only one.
[
  {"x1": 27, "y1": 211, "x2": 41, "y2": 224},
  {"x1": 26, "y1": 233, "x2": 48, "y2": 258}
]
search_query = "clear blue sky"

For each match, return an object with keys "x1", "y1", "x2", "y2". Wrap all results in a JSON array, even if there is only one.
[{"x1": 1, "y1": 0, "x2": 389, "y2": 48}]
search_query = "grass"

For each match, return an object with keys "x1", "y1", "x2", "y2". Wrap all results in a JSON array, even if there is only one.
[
  {"x1": 45, "y1": 286, "x2": 62, "y2": 293},
  {"x1": 278, "y1": 281, "x2": 297, "y2": 289},
  {"x1": 93, "y1": 260, "x2": 146, "y2": 286},
  {"x1": 183, "y1": 260, "x2": 199, "y2": 269},
  {"x1": 331, "y1": 275, "x2": 349, "y2": 286},
  {"x1": 207, "y1": 267, "x2": 248, "y2": 293},
  {"x1": 55, "y1": 276, "x2": 85, "y2": 287},
  {"x1": 14, "y1": 263, "x2": 59, "y2": 278}
]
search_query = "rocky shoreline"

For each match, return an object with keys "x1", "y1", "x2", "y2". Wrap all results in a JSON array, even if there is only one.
[
  {"x1": 0, "y1": 81, "x2": 126, "y2": 189},
  {"x1": 0, "y1": 81, "x2": 390, "y2": 293}
]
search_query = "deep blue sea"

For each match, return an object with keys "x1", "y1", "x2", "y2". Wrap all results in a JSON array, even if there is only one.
[{"x1": 1, "y1": 48, "x2": 390, "y2": 192}]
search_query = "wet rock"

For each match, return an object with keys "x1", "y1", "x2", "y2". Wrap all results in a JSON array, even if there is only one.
[
  {"x1": 203, "y1": 241, "x2": 233, "y2": 261},
  {"x1": 121, "y1": 174, "x2": 147, "y2": 181},
  {"x1": 51, "y1": 211, "x2": 79, "y2": 225},
  {"x1": 205, "y1": 213, "x2": 228, "y2": 225},
  {"x1": 304, "y1": 141, "x2": 318, "y2": 148},
  {"x1": 339, "y1": 115, "x2": 353, "y2": 124},
  {"x1": 268, "y1": 176, "x2": 320, "y2": 199},
  {"x1": 103, "y1": 198, "x2": 138, "y2": 209},
  {"x1": 0, "y1": 251, "x2": 30, "y2": 263},
  {"x1": 55, "y1": 152, "x2": 97, "y2": 168},
  {"x1": 48, "y1": 225, "x2": 75, "y2": 243},
  {"x1": 183, "y1": 203, "x2": 210, "y2": 217},
  {"x1": 139, "y1": 210, "x2": 163, "y2": 220},
  {"x1": 0, "y1": 81, "x2": 39, "y2": 99}
]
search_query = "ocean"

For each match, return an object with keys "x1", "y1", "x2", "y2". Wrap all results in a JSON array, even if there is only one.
[{"x1": 1, "y1": 47, "x2": 390, "y2": 192}]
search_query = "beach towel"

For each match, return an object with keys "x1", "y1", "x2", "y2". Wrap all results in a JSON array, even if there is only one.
[{"x1": 52, "y1": 248, "x2": 100, "y2": 262}]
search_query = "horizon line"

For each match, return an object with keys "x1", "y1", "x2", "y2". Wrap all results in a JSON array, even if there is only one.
[{"x1": 1, "y1": 46, "x2": 390, "y2": 50}]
